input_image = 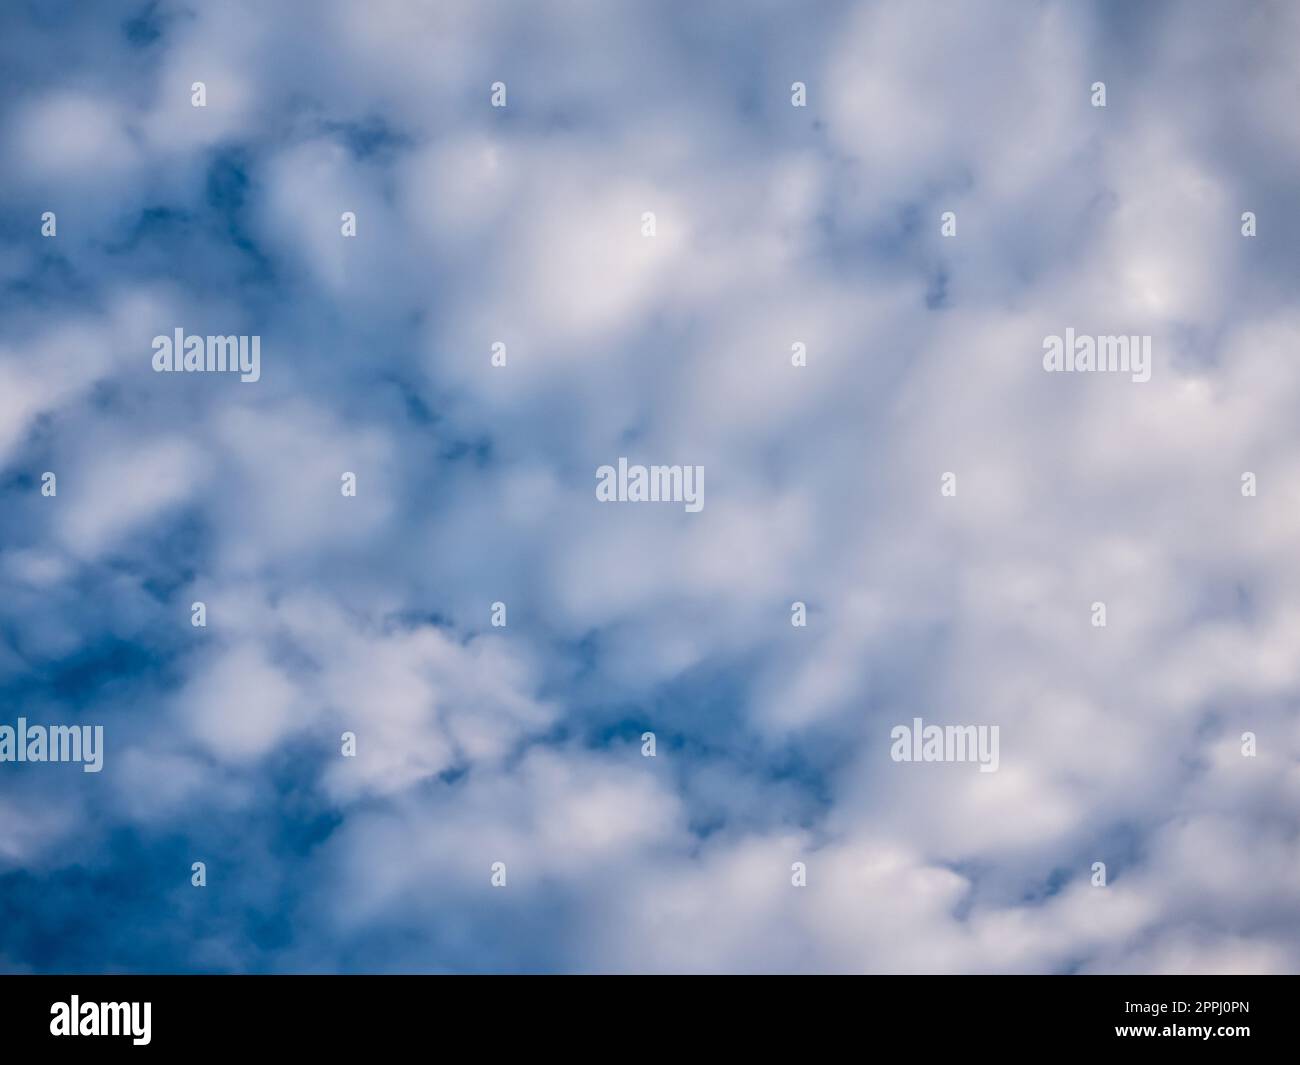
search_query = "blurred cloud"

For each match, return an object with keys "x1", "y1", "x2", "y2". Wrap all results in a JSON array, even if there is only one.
[{"x1": 0, "y1": 0, "x2": 1297, "y2": 974}]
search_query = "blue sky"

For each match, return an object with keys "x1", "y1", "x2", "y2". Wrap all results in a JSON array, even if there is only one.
[{"x1": 1, "y1": 0, "x2": 1299, "y2": 973}]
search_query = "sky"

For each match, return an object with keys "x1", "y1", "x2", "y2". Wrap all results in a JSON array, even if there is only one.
[{"x1": 1, "y1": 0, "x2": 1298, "y2": 974}]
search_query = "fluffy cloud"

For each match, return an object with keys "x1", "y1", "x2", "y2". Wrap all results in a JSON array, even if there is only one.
[{"x1": 0, "y1": 0, "x2": 1296, "y2": 974}]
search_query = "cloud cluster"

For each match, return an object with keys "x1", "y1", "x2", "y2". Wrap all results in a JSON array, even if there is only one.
[{"x1": 0, "y1": 0, "x2": 1297, "y2": 973}]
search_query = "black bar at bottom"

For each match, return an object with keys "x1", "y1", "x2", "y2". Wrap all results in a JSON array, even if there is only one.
[{"x1": 0, "y1": 975, "x2": 1289, "y2": 1053}]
